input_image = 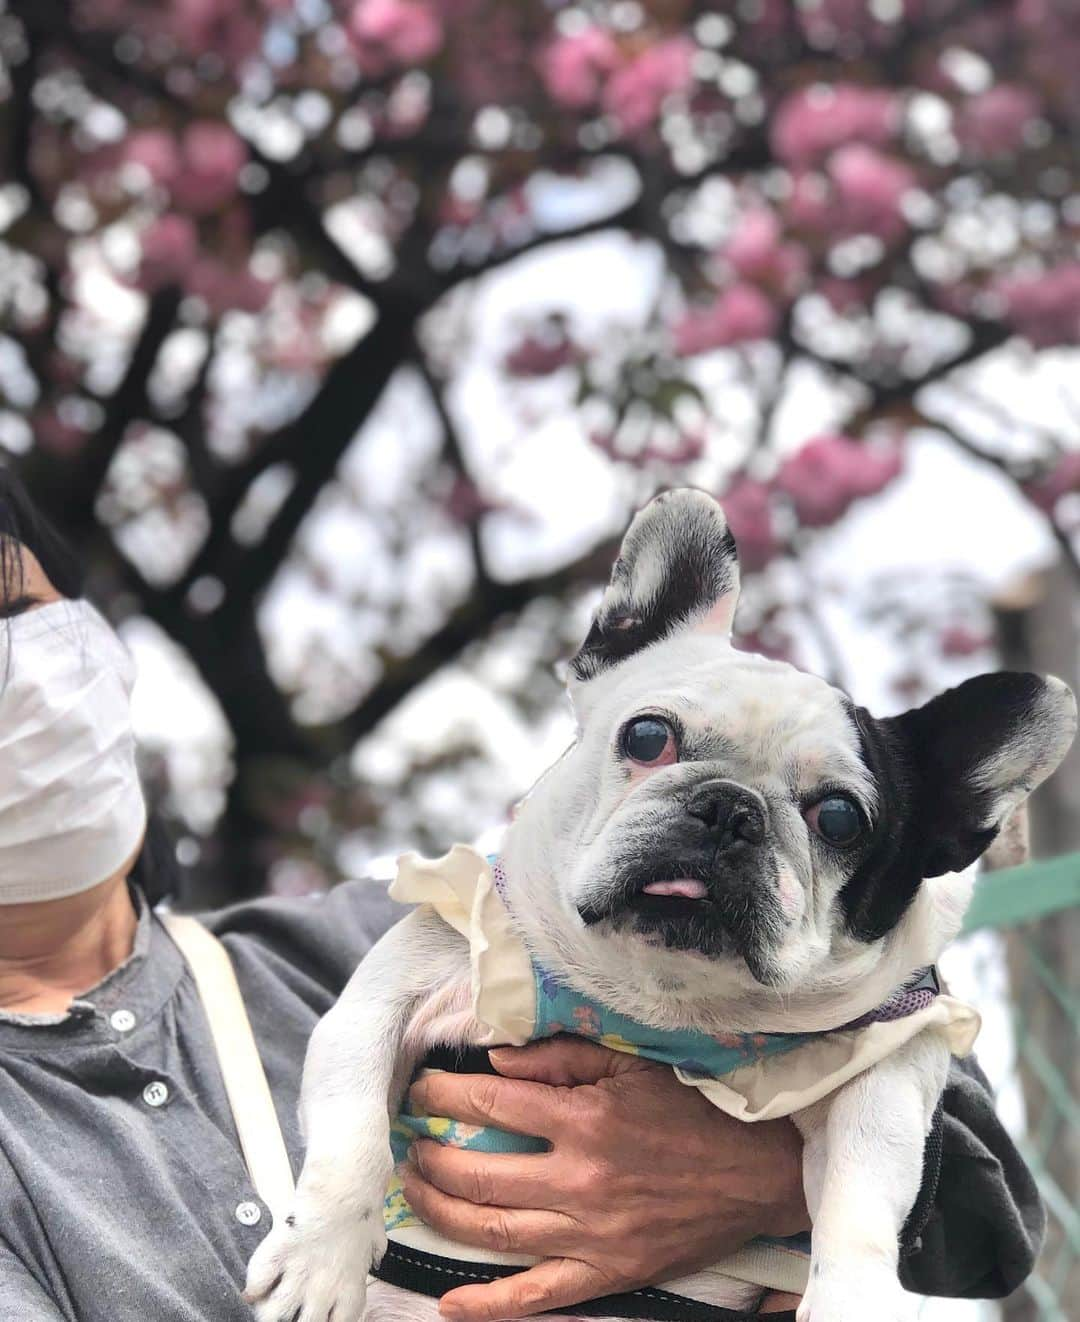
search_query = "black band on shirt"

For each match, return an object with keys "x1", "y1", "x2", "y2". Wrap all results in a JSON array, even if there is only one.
[{"x1": 373, "y1": 1242, "x2": 792, "y2": 1320}]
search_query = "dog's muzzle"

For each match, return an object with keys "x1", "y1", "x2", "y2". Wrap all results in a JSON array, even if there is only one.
[
  {"x1": 576, "y1": 779, "x2": 785, "y2": 980},
  {"x1": 684, "y1": 779, "x2": 768, "y2": 851}
]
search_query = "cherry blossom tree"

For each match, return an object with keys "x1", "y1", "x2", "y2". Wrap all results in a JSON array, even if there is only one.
[
  {"x1": 2, "y1": 0, "x2": 1080, "y2": 900},
  {"x1": 3, "y1": 11, "x2": 1080, "y2": 1313}
]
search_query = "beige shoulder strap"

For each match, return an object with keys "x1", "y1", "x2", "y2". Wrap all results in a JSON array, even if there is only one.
[{"x1": 161, "y1": 913, "x2": 296, "y2": 1220}]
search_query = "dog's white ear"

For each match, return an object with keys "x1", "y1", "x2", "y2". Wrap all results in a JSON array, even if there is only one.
[{"x1": 571, "y1": 489, "x2": 740, "y2": 684}]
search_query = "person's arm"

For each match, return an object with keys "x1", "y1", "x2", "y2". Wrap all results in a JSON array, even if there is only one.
[
  {"x1": 401, "y1": 1040, "x2": 1042, "y2": 1320},
  {"x1": 899, "y1": 1053, "x2": 1045, "y2": 1298},
  {"x1": 199, "y1": 875, "x2": 402, "y2": 997},
  {"x1": 0, "y1": 1245, "x2": 65, "y2": 1322}
]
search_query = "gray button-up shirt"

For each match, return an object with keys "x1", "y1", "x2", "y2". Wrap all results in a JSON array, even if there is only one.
[{"x1": 0, "y1": 883, "x2": 1045, "y2": 1319}]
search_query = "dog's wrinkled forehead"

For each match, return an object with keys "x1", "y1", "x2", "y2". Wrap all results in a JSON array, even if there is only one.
[{"x1": 592, "y1": 632, "x2": 877, "y2": 805}]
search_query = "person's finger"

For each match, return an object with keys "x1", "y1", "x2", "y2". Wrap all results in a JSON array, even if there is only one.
[
  {"x1": 409, "y1": 1071, "x2": 570, "y2": 1141},
  {"x1": 411, "y1": 1140, "x2": 561, "y2": 1211},
  {"x1": 760, "y1": 1291, "x2": 803, "y2": 1313},
  {"x1": 437, "y1": 1257, "x2": 623, "y2": 1321},
  {"x1": 400, "y1": 1163, "x2": 577, "y2": 1256},
  {"x1": 488, "y1": 1036, "x2": 657, "y2": 1087}
]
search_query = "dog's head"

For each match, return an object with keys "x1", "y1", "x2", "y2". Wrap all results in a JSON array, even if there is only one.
[{"x1": 515, "y1": 489, "x2": 1075, "y2": 992}]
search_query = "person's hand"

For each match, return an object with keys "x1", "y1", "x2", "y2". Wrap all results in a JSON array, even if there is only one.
[{"x1": 400, "y1": 1035, "x2": 808, "y2": 1320}]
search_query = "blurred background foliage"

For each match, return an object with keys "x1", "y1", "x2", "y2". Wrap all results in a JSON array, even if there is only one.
[{"x1": 2, "y1": 2, "x2": 1080, "y2": 1316}]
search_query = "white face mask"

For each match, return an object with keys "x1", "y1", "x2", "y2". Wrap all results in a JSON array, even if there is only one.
[{"x1": 0, "y1": 599, "x2": 147, "y2": 904}]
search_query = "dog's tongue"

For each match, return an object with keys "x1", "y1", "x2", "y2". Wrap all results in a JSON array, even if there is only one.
[{"x1": 642, "y1": 879, "x2": 708, "y2": 900}]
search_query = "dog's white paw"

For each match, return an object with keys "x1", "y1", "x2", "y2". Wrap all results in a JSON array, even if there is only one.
[
  {"x1": 796, "y1": 1260, "x2": 914, "y2": 1322},
  {"x1": 244, "y1": 1185, "x2": 386, "y2": 1322}
]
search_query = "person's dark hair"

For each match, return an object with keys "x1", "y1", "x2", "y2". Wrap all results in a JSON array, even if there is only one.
[
  {"x1": 0, "y1": 465, "x2": 182, "y2": 905},
  {"x1": 0, "y1": 467, "x2": 85, "y2": 606}
]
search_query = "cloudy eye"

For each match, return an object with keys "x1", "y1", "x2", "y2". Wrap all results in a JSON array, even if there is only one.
[
  {"x1": 621, "y1": 716, "x2": 678, "y2": 766},
  {"x1": 807, "y1": 794, "x2": 863, "y2": 847}
]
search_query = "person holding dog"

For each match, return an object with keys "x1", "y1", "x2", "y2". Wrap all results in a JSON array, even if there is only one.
[{"x1": 0, "y1": 469, "x2": 1046, "y2": 1322}]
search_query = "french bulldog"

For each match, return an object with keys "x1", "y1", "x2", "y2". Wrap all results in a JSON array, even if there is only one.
[{"x1": 245, "y1": 488, "x2": 1076, "y2": 1322}]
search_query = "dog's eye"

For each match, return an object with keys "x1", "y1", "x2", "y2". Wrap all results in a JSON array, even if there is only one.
[
  {"x1": 807, "y1": 795, "x2": 863, "y2": 847},
  {"x1": 621, "y1": 716, "x2": 677, "y2": 766}
]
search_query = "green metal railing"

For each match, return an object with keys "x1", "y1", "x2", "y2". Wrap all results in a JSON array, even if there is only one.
[{"x1": 958, "y1": 853, "x2": 1080, "y2": 1322}]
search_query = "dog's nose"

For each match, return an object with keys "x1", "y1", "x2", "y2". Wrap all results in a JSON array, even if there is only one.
[{"x1": 685, "y1": 780, "x2": 767, "y2": 848}]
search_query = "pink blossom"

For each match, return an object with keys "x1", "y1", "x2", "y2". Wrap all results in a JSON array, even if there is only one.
[
  {"x1": 445, "y1": 476, "x2": 498, "y2": 523},
  {"x1": 785, "y1": 171, "x2": 832, "y2": 232},
  {"x1": 815, "y1": 275, "x2": 874, "y2": 313},
  {"x1": 347, "y1": 0, "x2": 443, "y2": 74},
  {"x1": 725, "y1": 208, "x2": 782, "y2": 278},
  {"x1": 995, "y1": 263, "x2": 1080, "y2": 348},
  {"x1": 955, "y1": 85, "x2": 1041, "y2": 157},
  {"x1": 771, "y1": 84, "x2": 898, "y2": 166},
  {"x1": 168, "y1": 0, "x2": 224, "y2": 51},
  {"x1": 187, "y1": 258, "x2": 273, "y2": 315},
  {"x1": 1022, "y1": 453, "x2": 1080, "y2": 513},
  {"x1": 939, "y1": 626, "x2": 991, "y2": 658},
  {"x1": 672, "y1": 284, "x2": 777, "y2": 356},
  {"x1": 797, "y1": 0, "x2": 925, "y2": 49},
  {"x1": 173, "y1": 121, "x2": 247, "y2": 214},
  {"x1": 1023, "y1": 13, "x2": 1080, "y2": 121},
  {"x1": 137, "y1": 214, "x2": 199, "y2": 291},
  {"x1": 33, "y1": 410, "x2": 87, "y2": 457},
  {"x1": 733, "y1": 625, "x2": 793, "y2": 664},
  {"x1": 721, "y1": 478, "x2": 781, "y2": 572},
  {"x1": 827, "y1": 144, "x2": 916, "y2": 243},
  {"x1": 541, "y1": 27, "x2": 619, "y2": 109},
  {"x1": 603, "y1": 36, "x2": 695, "y2": 136},
  {"x1": 930, "y1": 281, "x2": 978, "y2": 320},
  {"x1": 503, "y1": 330, "x2": 581, "y2": 377},
  {"x1": 648, "y1": 431, "x2": 706, "y2": 466},
  {"x1": 776, "y1": 435, "x2": 902, "y2": 528},
  {"x1": 724, "y1": 206, "x2": 807, "y2": 294},
  {"x1": 589, "y1": 431, "x2": 621, "y2": 462},
  {"x1": 167, "y1": 0, "x2": 260, "y2": 65},
  {"x1": 122, "y1": 129, "x2": 182, "y2": 188}
]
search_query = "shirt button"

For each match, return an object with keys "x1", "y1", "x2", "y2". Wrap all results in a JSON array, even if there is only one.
[
  {"x1": 142, "y1": 1081, "x2": 169, "y2": 1108},
  {"x1": 110, "y1": 1010, "x2": 136, "y2": 1033},
  {"x1": 235, "y1": 1201, "x2": 262, "y2": 1226}
]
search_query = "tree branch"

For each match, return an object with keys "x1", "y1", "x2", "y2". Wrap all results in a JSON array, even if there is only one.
[
  {"x1": 168, "y1": 304, "x2": 418, "y2": 612},
  {"x1": 25, "y1": 287, "x2": 181, "y2": 535},
  {"x1": 439, "y1": 195, "x2": 647, "y2": 288},
  {"x1": 797, "y1": 316, "x2": 1012, "y2": 430},
  {"x1": 170, "y1": 330, "x2": 218, "y2": 499},
  {"x1": 317, "y1": 537, "x2": 618, "y2": 751},
  {"x1": 913, "y1": 412, "x2": 1080, "y2": 586},
  {"x1": 414, "y1": 350, "x2": 492, "y2": 590}
]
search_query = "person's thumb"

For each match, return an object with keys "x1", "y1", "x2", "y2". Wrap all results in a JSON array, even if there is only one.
[{"x1": 438, "y1": 1256, "x2": 624, "y2": 1321}]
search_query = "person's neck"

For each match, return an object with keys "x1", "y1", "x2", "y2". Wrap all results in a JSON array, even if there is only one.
[{"x1": 0, "y1": 874, "x2": 139, "y2": 1014}]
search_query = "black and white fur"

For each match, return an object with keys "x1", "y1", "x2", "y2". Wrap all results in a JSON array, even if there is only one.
[{"x1": 245, "y1": 489, "x2": 1076, "y2": 1322}]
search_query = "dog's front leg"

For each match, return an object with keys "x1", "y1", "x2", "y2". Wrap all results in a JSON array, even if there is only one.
[
  {"x1": 792, "y1": 1034, "x2": 949, "y2": 1322},
  {"x1": 245, "y1": 908, "x2": 469, "y2": 1322}
]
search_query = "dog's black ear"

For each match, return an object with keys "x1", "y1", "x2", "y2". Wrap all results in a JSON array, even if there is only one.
[
  {"x1": 570, "y1": 489, "x2": 740, "y2": 685},
  {"x1": 893, "y1": 672, "x2": 1076, "y2": 877},
  {"x1": 842, "y1": 672, "x2": 1076, "y2": 940}
]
